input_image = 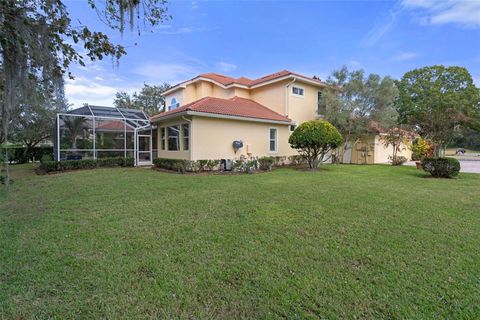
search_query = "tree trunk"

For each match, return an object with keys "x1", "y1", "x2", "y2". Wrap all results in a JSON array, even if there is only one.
[{"x1": 1, "y1": 115, "x2": 10, "y2": 187}]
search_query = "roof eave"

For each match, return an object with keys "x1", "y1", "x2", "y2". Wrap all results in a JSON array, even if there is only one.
[
  {"x1": 250, "y1": 74, "x2": 329, "y2": 89},
  {"x1": 151, "y1": 110, "x2": 291, "y2": 125}
]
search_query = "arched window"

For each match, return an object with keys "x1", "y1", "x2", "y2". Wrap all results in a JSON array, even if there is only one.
[{"x1": 169, "y1": 98, "x2": 179, "y2": 111}]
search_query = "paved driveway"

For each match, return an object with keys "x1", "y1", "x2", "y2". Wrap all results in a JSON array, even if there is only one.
[
  {"x1": 406, "y1": 159, "x2": 480, "y2": 173},
  {"x1": 457, "y1": 160, "x2": 480, "y2": 173}
]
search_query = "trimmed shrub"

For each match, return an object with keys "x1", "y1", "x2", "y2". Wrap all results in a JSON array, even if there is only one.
[
  {"x1": 197, "y1": 160, "x2": 209, "y2": 172},
  {"x1": 38, "y1": 157, "x2": 134, "y2": 173},
  {"x1": 288, "y1": 120, "x2": 343, "y2": 169},
  {"x1": 40, "y1": 154, "x2": 53, "y2": 163},
  {"x1": 232, "y1": 159, "x2": 257, "y2": 173},
  {"x1": 206, "y1": 160, "x2": 219, "y2": 171},
  {"x1": 258, "y1": 156, "x2": 275, "y2": 171},
  {"x1": 390, "y1": 156, "x2": 408, "y2": 166},
  {"x1": 423, "y1": 157, "x2": 460, "y2": 178},
  {"x1": 288, "y1": 155, "x2": 306, "y2": 166},
  {"x1": 153, "y1": 158, "x2": 189, "y2": 173}
]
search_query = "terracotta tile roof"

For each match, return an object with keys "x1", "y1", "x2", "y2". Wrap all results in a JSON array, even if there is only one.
[
  {"x1": 96, "y1": 120, "x2": 134, "y2": 131},
  {"x1": 198, "y1": 73, "x2": 254, "y2": 86},
  {"x1": 198, "y1": 70, "x2": 326, "y2": 87},
  {"x1": 150, "y1": 96, "x2": 291, "y2": 123}
]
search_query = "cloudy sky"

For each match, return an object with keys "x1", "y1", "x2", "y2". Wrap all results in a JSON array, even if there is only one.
[{"x1": 65, "y1": 0, "x2": 480, "y2": 108}]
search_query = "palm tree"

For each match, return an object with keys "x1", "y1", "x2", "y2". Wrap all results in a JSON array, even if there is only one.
[{"x1": 63, "y1": 117, "x2": 87, "y2": 150}]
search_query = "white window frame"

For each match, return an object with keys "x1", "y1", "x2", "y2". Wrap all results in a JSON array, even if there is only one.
[
  {"x1": 317, "y1": 90, "x2": 326, "y2": 115},
  {"x1": 182, "y1": 123, "x2": 190, "y2": 151},
  {"x1": 269, "y1": 128, "x2": 278, "y2": 153},
  {"x1": 291, "y1": 85, "x2": 305, "y2": 98},
  {"x1": 166, "y1": 125, "x2": 180, "y2": 151},
  {"x1": 168, "y1": 97, "x2": 180, "y2": 111},
  {"x1": 160, "y1": 127, "x2": 166, "y2": 150}
]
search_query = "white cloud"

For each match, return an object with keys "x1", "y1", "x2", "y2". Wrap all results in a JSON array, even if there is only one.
[
  {"x1": 347, "y1": 60, "x2": 362, "y2": 68},
  {"x1": 64, "y1": 63, "x2": 141, "y2": 109},
  {"x1": 133, "y1": 62, "x2": 202, "y2": 84},
  {"x1": 402, "y1": 0, "x2": 480, "y2": 28},
  {"x1": 157, "y1": 26, "x2": 207, "y2": 35},
  {"x1": 364, "y1": 0, "x2": 480, "y2": 46},
  {"x1": 363, "y1": 3, "x2": 404, "y2": 45},
  {"x1": 65, "y1": 77, "x2": 120, "y2": 108},
  {"x1": 216, "y1": 61, "x2": 237, "y2": 73},
  {"x1": 473, "y1": 74, "x2": 480, "y2": 87},
  {"x1": 392, "y1": 51, "x2": 420, "y2": 61}
]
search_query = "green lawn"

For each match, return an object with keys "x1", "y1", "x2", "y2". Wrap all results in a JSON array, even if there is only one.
[{"x1": 1, "y1": 164, "x2": 479, "y2": 318}]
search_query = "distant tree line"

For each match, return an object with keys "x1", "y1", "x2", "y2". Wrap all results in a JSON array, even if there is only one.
[{"x1": 320, "y1": 65, "x2": 480, "y2": 158}]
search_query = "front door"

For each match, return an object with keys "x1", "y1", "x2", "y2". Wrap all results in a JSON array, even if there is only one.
[{"x1": 137, "y1": 135, "x2": 152, "y2": 165}]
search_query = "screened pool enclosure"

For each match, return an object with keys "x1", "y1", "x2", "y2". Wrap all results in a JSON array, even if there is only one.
[{"x1": 55, "y1": 105, "x2": 156, "y2": 166}]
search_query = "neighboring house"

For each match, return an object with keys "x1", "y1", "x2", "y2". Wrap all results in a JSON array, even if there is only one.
[{"x1": 150, "y1": 70, "x2": 411, "y2": 163}]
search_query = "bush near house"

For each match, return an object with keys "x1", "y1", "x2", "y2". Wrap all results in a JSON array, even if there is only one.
[
  {"x1": 289, "y1": 120, "x2": 343, "y2": 169},
  {"x1": 258, "y1": 156, "x2": 275, "y2": 171},
  {"x1": 39, "y1": 157, "x2": 134, "y2": 173},
  {"x1": 411, "y1": 138, "x2": 434, "y2": 161},
  {"x1": 154, "y1": 157, "x2": 287, "y2": 173},
  {"x1": 390, "y1": 155, "x2": 408, "y2": 166},
  {"x1": 153, "y1": 158, "x2": 190, "y2": 172},
  {"x1": 422, "y1": 157, "x2": 460, "y2": 178},
  {"x1": 288, "y1": 155, "x2": 307, "y2": 166}
]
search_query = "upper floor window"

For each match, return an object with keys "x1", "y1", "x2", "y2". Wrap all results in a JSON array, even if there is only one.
[
  {"x1": 292, "y1": 86, "x2": 304, "y2": 97},
  {"x1": 168, "y1": 98, "x2": 180, "y2": 111}
]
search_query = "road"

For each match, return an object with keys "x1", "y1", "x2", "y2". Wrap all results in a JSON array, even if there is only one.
[{"x1": 406, "y1": 159, "x2": 480, "y2": 173}]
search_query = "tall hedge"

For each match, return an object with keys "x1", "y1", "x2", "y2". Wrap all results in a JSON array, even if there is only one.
[{"x1": 423, "y1": 157, "x2": 460, "y2": 178}]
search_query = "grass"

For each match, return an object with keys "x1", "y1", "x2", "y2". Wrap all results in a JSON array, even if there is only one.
[{"x1": 1, "y1": 164, "x2": 479, "y2": 318}]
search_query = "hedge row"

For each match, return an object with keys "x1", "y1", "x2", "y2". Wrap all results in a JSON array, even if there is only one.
[
  {"x1": 39, "y1": 157, "x2": 134, "y2": 173},
  {"x1": 3, "y1": 146, "x2": 53, "y2": 164},
  {"x1": 153, "y1": 158, "x2": 219, "y2": 173},
  {"x1": 153, "y1": 155, "x2": 307, "y2": 173},
  {"x1": 423, "y1": 157, "x2": 460, "y2": 178}
]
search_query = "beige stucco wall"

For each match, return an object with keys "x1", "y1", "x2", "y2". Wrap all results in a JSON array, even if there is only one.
[
  {"x1": 162, "y1": 78, "x2": 324, "y2": 127},
  {"x1": 250, "y1": 79, "x2": 323, "y2": 126},
  {"x1": 374, "y1": 135, "x2": 412, "y2": 164},
  {"x1": 164, "y1": 80, "x2": 254, "y2": 108},
  {"x1": 339, "y1": 135, "x2": 413, "y2": 164},
  {"x1": 250, "y1": 80, "x2": 288, "y2": 116},
  {"x1": 286, "y1": 81, "x2": 322, "y2": 125},
  {"x1": 191, "y1": 116, "x2": 295, "y2": 160}
]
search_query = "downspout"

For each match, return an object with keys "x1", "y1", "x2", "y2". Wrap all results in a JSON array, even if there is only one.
[
  {"x1": 182, "y1": 116, "x2": 192, "y2": 160},
  {"x1": 285, "y1": 78, "x2": 297, "y2": 117}
]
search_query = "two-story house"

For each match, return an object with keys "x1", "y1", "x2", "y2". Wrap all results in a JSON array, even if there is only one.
[
  {"x1": 150, "y1": 70, "x2": 329, "y2": 161},
  {"x1": 150, "y1": 70, "x2": 412, "y2": 163}
]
